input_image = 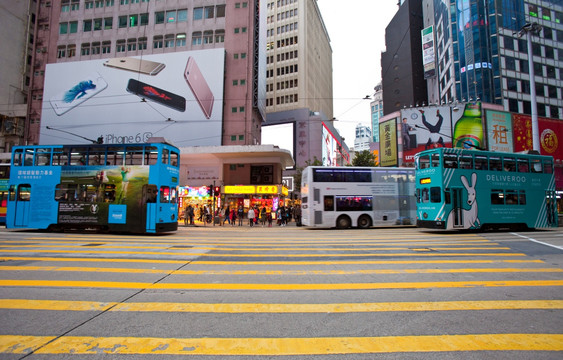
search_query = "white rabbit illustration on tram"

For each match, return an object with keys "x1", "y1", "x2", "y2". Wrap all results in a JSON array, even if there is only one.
[{"x1": 447, "y1": 172, "x2": 481, "y2": 229}]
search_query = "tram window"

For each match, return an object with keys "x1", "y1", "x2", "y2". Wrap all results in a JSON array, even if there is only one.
[
  {"x1": 489, "y1": 157, "x2": 502, "y2": 171},
  {"x1": 170, "y1": 151, "x2": 179, "y2": 167},
  {"x1": 36, "y1": 148, "x2": 51, "y2": 166},
  {"x1": 24, "y1": 149, "x2": 34, "y2": 166},
  {"x1": 13, "y1": 149, "x2": 23, "y2": 166},
  {"x1": 162, "y1": 149, "x2": 170, "y2": 165},
  {"x1": 145, "y1": 147, "x2": 158, "y2": 165},
  {"x1": 415, "y1": 189, "x2": 421, "y2": 203},
  {"x1": 443, "y1": 154, "x2": 458, "y2": 168},
  {"x1": 517, "y1": 158, "x2": 529, "y2": 173},
  {"x1": 170, "y1": 187, "x2": 177, "y2": 204},
  {"x1": 70, "y1": 147, "x2": 88, "y2": 165},
  {"x1": 444, "y1": 190, "x2": 451, "y2": 204},
  {"x1": 503, "y1": 157, "x2": 515, "y2": 172},
  {"x1": 519, "y1": 191, "x2": 527, "y2": 205},
  {"x1": 9, "y1": 185, "x2": 16, "y2": 201},
  {"x1": 52, "y1": 148, "x2": 66, "y2": 166},
  {"x1": 126, "y1": 146, "x2": 144, "y2": 165},
  {"x1": 418, "y1": 155, "x2": 430, "y2": 169},
  {"x1": 544, "y1": 161, "x2": 553, "y2": 174},
  {"x1": 18, "y1": 184, "x2": 31, "y2": 201},
  {"x1": 459, "y1": 155, "x2": 473, "y2": 169},
  {"x1": 491, "y1": 190, "x2": 504, "y2": 205},
  {"x1": 421, "y1": 188, "x2": 430, "y2": 203},
  {"x1": 107, "y1": 147, "x2": 124, "y2": 166},
  {"x1": 324, "y1": 196, "x2": 334, "y2": 211},
  {"x1": 475, "y1": 156, "x2": 488, "y2": 170},
  {"x1": 160, "y1": 186, "x2": 170, "y2": 203},
  {"x1": 430, "y1": 187, "x2": 441, "y2": 203},
  {"x1": 431, "y1": 153, "x2": 440, "y2": 167},
  {"x1": 506, "y1": 190, "x2": 518, "y2": 205},
  {"x1": 531, "y1": 159, "x2": 542, "y2": 173}
]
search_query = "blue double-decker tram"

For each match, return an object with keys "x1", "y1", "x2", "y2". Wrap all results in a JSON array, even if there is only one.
[
  {"x1": 415, "y1": 148, "x2": 557, "y2": 230},
  {"x1": 6, "y1": 139, "x2": 180, "y2": 233}
]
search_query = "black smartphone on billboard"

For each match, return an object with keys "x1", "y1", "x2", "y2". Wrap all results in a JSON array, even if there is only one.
[{"x1": 126, "y1": 79, "x2": 186, "y2": 112}]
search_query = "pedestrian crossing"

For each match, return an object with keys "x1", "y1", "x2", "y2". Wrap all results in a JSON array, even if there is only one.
[{"x1": 0, "y1": 228, "x2": 562, "y2": 357}]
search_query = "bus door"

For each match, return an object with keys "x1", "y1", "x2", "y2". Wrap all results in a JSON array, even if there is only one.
[
  {"x1": 143, "y1": 184, "x2": 158, "y2": 232},
  {"x1": 449, "y1": 187, "x2": 464, "y2": 228},
  {"x1": 12, "y1": 184, "x2": 31, "y2": 227},
  {"x1": 546, "y1": 191, "x2": 557, "y2": 227}
]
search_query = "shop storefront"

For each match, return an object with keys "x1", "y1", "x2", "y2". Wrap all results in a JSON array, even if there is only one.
[
  {"x1": 178, "y1": 186, "x2": 214, "y2": 220},
  {"x1": 221, "y1": 184, "x2": 289, "y2": 219}
]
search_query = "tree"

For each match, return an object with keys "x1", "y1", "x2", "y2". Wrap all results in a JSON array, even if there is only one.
[{"x1": 351, "y1": 150, "x2": 377, "y2": 167}]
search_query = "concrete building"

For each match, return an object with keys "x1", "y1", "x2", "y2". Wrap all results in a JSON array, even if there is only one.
[
  {"x1": 370, "y1": 82, "x2": 383, "y2": 143},
  {"x1": 265, "y1": 0, "x2": 333, "y2": 120},
  {"x1": 4, "y1": 0, "x2": 267, "y2": 147},
  {"x1": 353, "y1": 124, "x2": 371, "y2": 152},
  {"x1": 0, "y1": 0, "x2": 34, "y2": 153}
]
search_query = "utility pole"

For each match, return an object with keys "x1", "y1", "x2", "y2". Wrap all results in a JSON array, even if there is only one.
[{"x1": 518, "y1": 22, "x2": 542, "y2": 151}]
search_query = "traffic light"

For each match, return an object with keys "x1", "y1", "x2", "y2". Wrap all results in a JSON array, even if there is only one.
[
  {"x1": 214, "y1": 186, "x2": 220, "y2": 196},
  {"x1": 207, "y1": 184, "x2": 213, "y2": 196}
]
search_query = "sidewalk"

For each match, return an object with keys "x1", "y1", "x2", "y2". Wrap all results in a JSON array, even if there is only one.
[{"x1": 179, "y1": 219, "x2": 300, "y2": 228}]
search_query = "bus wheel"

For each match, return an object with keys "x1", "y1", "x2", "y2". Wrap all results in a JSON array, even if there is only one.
[
  {"x1": 357, "y1": 215, "x2": 372, "y2": 229},
  {"x1": 336, "y1": 215, "x2": 352, "y2": 229}
]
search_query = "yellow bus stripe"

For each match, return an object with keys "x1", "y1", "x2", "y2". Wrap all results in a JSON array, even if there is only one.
[
  {"x1": 1, "y1": 279, "x2": 562, "y2": 290},
  {"x1": 0, "y1": 265, "x2": 560, "y2": 276},
  {"x1": 1, "y1": 334, "x2": 561, "y2": 355},
  {"x1": 0, "y1": 256, "x2": 546, "y2": 265},
  {"x1": 1, "y1": 299, "x2": 562, "y2": 313}
]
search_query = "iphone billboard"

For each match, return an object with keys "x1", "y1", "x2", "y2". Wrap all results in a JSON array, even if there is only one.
[{"x1": 40, "y1": 49, "x2": 225, "y2": 146}]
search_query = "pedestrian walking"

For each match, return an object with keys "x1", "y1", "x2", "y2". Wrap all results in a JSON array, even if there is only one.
[
  {"x1": 223, "y1": 205, "x2": 231, "y2": 225},
  {"x1": 230, "y1": 208, "x2": 237, "y2": 226}
]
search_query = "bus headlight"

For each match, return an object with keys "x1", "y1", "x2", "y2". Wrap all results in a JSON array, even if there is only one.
[{"x1": 423, "y1": 212, "x2": 428, "y2": 219}]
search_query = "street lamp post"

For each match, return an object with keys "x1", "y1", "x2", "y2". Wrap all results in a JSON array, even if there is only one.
[{"x1": 518, "y1": 22, "x2": 542, "y2": 152}]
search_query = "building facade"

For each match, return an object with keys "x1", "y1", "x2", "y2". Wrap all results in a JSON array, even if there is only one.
[
  {"x1": 353, "y1": 123, "x2": 371, "y2": 152},
  {"x1": 370, "y1": 82, "x2": 383, "y2": 143},
  {"x1": 2, "y1": 0, "x2": 267, "y2": 148},
  {"x1": 264, "y1": 0, "x2": 333, "y2": 120},
  {"x1": 423, "y1": 0, "x2": 562, "y2": 119}
]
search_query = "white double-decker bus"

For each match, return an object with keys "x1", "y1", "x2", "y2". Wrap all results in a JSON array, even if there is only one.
[{"x1": 301, "y1": 166, "x2": 416, "y2": 228}]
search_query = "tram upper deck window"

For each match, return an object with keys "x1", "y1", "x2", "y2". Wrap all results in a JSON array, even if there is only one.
[
  {"x1": 431, "y1": 153, "x2": 440, "y2": 167},
  {"x1": 12, "y1": 149, "x2": 23, "y2": 166},
  {"x1": 475, "y1": 155, "x2": 488, "y2": 170},
  {"x1": 503, "y1": 157, "x2": 516, "y2": 172},
  {"x1": 544, "y1": 160, "x2": 553, "y2": 173},
  {"x1": 490, "y1": 157, "x2": 502, "y2": 171},
  {"x1": 36, "y1": 148, "x2": 51, "y2": 166},
  {"x1": 531, "y1": 159, "x2": 542, "y2": 173},
  {"x1": 517, "y1": 158, "x2": 529, "y2": 173},
  {"x1": 459, "y1": 155, "x2": 473, "y2": 169},
  {"x1": 443, "y1": 154, "x2": 458, "y2": 168},
  {"x1": 417, "y1": 155, "x2": 430, "y2": 169}
]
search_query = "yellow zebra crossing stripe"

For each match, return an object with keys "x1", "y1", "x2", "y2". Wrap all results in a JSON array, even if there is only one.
[{"x1": 1, "y1": 334, "x2": 562, "y2": 355}]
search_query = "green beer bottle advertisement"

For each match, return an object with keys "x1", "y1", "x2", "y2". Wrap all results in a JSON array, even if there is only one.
[{"x1": 453, "y1": 102, "x2": 483, "y2": 149}]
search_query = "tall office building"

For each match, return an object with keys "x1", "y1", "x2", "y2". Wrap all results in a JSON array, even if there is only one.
[
  {"x1": 369, "y1": 82, "x2": 383, "y2": 143},
  {"x1": 353, "y1": 123, "x2": 371, "y2": 152},
  {"x1": 5, "y1": 0, "x2": 267, "y2": 147},
  {"x1": 264, "y1": 0, "x2": 333, "y2": 120},
  {"x1": 424, "y1": 0, "x2": 562, "y2": 119}
]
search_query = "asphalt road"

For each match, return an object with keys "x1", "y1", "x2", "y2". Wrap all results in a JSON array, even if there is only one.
[{"x1": 0, "y1": 224, "x2": 562, "y2": 359}]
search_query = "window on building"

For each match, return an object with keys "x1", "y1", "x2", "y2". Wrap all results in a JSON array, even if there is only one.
[
  {"x1": 127, "y1": 38, "x2": 136, "y2": 51},
  {"x1": 59, "y1": 22, "x2": 68, "y2": 34},
  {"x1": 205, "y1": 6, "x2": 214, "y2": 18},
  {"x1": 102, "y1": 41, "x2": 111, "y2": 53},
  {"x1": 203, "y1": 30, "x2": 213, "y2": 44},
  {"x1": 118, "y1": 15, "x2": 127, "y2": 28},
  {"x1": 153, "y1": 35, "x2": 163, "y2": 49},
  {"x1": 83, "y1": 19, "x2": 92, "y2": 31},
  {"x1": 176, "y1": 33, "x2": 186, "y2": 47},
  {"x1": 177, "y1": 9, "x2": 187, "y2": 22},
  {"x1": 192, "y1": 31, "x2": 202, "y2": 45},
  {"x1": 116, "y1": 39, "x2": 125, "y2": 53},
  {"x1": 164, "y1": 34, "x2": 175, "y2": 48},
  {"x1": 81, "y1": 43, "x2": 90, "y2": 56},
  {"x1": 216, "y1": 4, "x2": 226, "y2": 17},
  {"x1": 193, "y1": 7, "x2": 203, "y2": 20},
  {"x1": 94, "y1": 18, "x2": 102, "y2": 31},
  {"x1": 215, "y1": 29, "x2": 225, "y2": 43},
  {"x1": 104, "y1": 17, "x2": 112, "y2": 29},
  {"x1": 140, "y1": 13, "x2": 148, "y2": 26},
  {"x1": 155, "y1": 11, "x2": 164, "y2": 24},
  {"x1": 166, "y1": 10, "x2": 176, "y2": 23},
  {"x1": 129, "y1": 14, "x2": 138, "y2": 27},
  {"x1": 138, "y1": 37, "x2": 147, "y2": 50},
  {"x1": 92, "y1": 41, "x2": 101, "y2": 54},
  {"x1": 67, "y1": 45, "x2": 76, "y2": 58}
]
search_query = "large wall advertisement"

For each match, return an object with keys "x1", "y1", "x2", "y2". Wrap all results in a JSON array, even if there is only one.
[{"x1": 40, "y1": 49, "x2": 225, "y2": 146}]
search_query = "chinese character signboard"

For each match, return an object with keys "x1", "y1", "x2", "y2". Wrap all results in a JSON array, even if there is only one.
[
  {"x1": 512, "y1": 114, "x2": 533, "y2": 152},
  {"x1": 485, "y1": 110, "x2": 513, "y2": 153},
  {"x1": 511, "y1": 114, "x2": 562, "y2": 161},
  {"x1": 379, "y1": 118, "x2": 397, "y2": 167}
]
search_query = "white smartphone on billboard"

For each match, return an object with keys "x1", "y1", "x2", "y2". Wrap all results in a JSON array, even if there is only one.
[
  {"x1": 49, "y1": 72, "x2": 108, "y2": 116},
  {"x1": 103, "y1": 57, "x2": 166, "y2": 76},
  {"x1": 184, "y1": 57, "x2": 214, "y2": 119}
]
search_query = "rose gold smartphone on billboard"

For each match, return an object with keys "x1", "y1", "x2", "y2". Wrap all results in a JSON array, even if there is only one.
[
  {"x1": 184, "y1": 57, "x2": 214, "y2": 119},
  {"x1": 103, "y1": 57, "x2": 165, "y2": 76}
]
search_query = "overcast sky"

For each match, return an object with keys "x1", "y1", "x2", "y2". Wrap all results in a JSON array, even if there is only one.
[{"x1": 316, "y1": 0, "x2": 400, "y2": 148}]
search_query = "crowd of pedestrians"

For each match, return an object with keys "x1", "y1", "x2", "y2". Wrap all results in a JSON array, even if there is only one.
[{"x1": 182, "y1": 203, "x2": 302, "y2": 227}]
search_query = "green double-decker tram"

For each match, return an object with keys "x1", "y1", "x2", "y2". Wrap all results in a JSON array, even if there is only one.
[{"x1": 415, "y1": 148, "x2": 557, "y2": 230}]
